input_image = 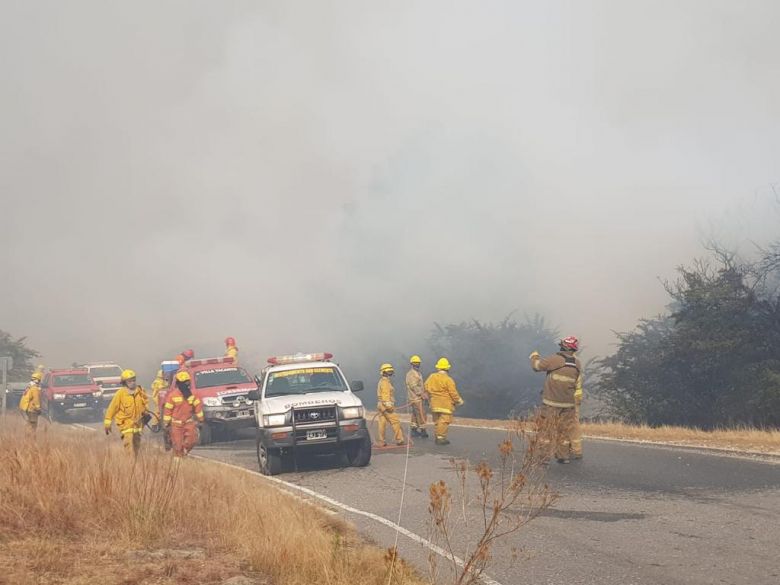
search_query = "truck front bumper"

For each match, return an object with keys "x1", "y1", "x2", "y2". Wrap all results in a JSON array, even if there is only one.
[
  {"x1": 259, "y1": 418, "x2": 369, "y2": 451},
  {"x1": 203, "y1": 405, "x2": 256, "y2": 429}
]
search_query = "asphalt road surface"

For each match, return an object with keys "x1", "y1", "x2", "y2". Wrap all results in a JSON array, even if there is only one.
[
  {"x1": 69, "y1": 420, "x2": 780, "y2": 585},
  {"x1": 193, "y1": 425, "x2": 780, "y2": 585}
]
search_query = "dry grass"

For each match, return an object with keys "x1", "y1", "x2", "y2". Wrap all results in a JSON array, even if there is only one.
[
  {"x1": 0, "y1": 419, "x2": 426, "y2": 585},
  {"x1": 369, "y1": 410, "x2": 780, "y2": 455},
  {"x1": 449, "y1": 417, "x2": 780, "y2": 455}
]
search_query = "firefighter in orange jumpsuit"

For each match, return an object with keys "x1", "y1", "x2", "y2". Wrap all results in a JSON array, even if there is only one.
[
  {"x1": 104, "y1": 369, "x2": 151, "y2": 456},
  {"x1": 224, "y1": 337, "x2": 239, "y2": 365},
  {"x1": 163, "y1": 371, "x2": 205, "y2": 457}
]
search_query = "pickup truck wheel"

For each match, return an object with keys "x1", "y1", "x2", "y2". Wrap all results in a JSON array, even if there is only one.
[
  {"x1": 47, "y1": 405, "x2": 58, "y2": 423},
  {"x1": 198, "y1": 423, "x2": 213, "y2": 445},
  {"x1": 343, "y1": 436, "x2": 372, "y2": 467},
  {"x1": 257, "y1": 441, "x2": 283, "y2": 475}
]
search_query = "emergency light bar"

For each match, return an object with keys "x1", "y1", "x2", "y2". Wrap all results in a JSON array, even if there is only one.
[
  {"x1": 267, "y1": 352, "x2": 333, "y2": 365},
  {"x1": 187, "y1": 357, "x2": 235, "y2": 367}
]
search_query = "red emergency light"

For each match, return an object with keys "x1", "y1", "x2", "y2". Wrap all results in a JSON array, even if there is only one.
[
  {"x1": 188, "y1": 356, "x2": 235, "y2": 367},
  {"x1": 267, "y1": 352, "x2": 333, "y2": 365}
]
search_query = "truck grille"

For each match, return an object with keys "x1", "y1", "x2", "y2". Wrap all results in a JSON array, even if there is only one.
[
  {"x1": 293, "y1": 407, "x2": 336, "y2": 424},
  {"x1": 68, "y1": 393, "x2": 93, "y2": 400},
  {"x1": 220, "y1": 393, "x2": 249, "y2": 406}
]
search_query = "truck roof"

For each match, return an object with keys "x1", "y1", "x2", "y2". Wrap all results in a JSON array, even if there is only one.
[
  {"x1": 49, "y1": 368, "x2": 90, "y2": 375},
  {"x1": 81, "y1": 362, "x2": 121, "y2": 367}
]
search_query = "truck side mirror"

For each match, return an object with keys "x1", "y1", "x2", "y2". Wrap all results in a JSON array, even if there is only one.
[
  {"x1": 247, "y1": 389, "x2": 261, "y2": 401},
  {"x1": 351, "y1": 380, "x2": 364, "y2": 392}
]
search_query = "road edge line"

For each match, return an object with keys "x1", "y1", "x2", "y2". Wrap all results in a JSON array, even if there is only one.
[
  {"x1": 69, "y1": 422, "x2": 504, "y2": 585},
  {"x1": 194, "y1": 455, "x2": 505, "y2": 585}
]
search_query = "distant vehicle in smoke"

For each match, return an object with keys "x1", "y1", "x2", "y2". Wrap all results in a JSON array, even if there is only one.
[
  {"x1": 248, "y1": 352, "x2": 370, "y2": 476},
  {"x1": 4, "y1": 382, "x2": 28, "y2": 409},
  {"x1": 80, "y1": 362, "x2": 123, "y2": 405},
  {"x1": 163, "y1": 356, "x2": 257, "y2": 445},
  {"x1": 40, "y1": 368, "x2": 102, "y2": 422}
]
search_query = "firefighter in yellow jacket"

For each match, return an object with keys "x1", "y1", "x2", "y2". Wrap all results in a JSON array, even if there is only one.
[
  {"x1": 103, "y1": 369, "x2": 151, "y2": 456},
  {"x1": 406, "y1": 355, "x2": 429, "y2": 438},
  {"x1": 424, "y1": 358, "x2": 464, "y2": 446},
  {"x1": 376, "y1": 363, "x2": 405, "y2": 447},
  {"x1": 19, "y1": 371, "x2": 43, "y2": 433},
  {"x1": 530, "y1": 336, "x2": 582, "y2": 463},
  {"x1": 150, "y1": 370, "x2": 167, "y2": 416}
]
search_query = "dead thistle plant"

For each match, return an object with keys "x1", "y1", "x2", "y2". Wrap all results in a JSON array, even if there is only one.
[{"x1": 427, "y1": 410, "x2": 558, "y2": 584}]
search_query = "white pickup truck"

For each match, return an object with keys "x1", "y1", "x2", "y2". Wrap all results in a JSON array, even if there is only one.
[{"x1": 248, "y1": 353, "x2": 371, "y2": 475}]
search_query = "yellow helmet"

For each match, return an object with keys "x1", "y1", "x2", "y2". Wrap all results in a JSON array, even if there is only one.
[
  {"x1": 410, "y1": 355, "x2": 422, "y2": 365},
  {"x1": 31, "y1": 371, "x2": 43, "y2": 381},
  {"x1": 379, "y1": 363, "x2": 394, "y2": 374},
  {"x1": 156, "y1": 370, "x2": 163, "y2": 378},
  {"x1": 175, "y1": 371, "x2": 191, "y2": 382},
  {"x1": 120, "y1": 369, "x2": 137, "y2": 382},
  {"x1": 435, "y1": 357, "x2": 451, "y2": 371}
]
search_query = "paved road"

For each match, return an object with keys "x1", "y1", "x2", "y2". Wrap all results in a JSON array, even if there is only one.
[{"x1": 193, "y1": 425, "x2": 780, "y2": 585}]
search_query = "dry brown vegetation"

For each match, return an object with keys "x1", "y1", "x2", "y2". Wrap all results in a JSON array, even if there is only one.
[
  {"x1": 0, "y1": 419, "x2": 426, "y2": 585},
  {"x1": 427, "y1": 414, "x2": 557, "y2": 585},
  {"x1": 369, "y1": 410, "x2": 780, "y2": 455},
  {"x1": 449, "y1": 417, "x2": 780, "y2": 455}
]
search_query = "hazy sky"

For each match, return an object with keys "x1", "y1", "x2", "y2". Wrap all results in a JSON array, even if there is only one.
[{"x1": 2, "y1": 1, "x2": 779, "y2": 379}]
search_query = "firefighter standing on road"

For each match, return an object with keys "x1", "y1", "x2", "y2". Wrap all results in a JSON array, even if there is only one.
[
  {"x1": 376, "y1": 364, "x2": 405, "y2": 447},
  {"x1": 103, "y1": 369, "x2": 151, "y2": 456},
  {"x1": 406, "y1": 356, "x2": 429, "y2": 438},
  {"x1": 19, "y1": 371, "x2": 43, "y2": 433},
  {"x1": 163, "y1": 371, "x2": 204, "y2": 457},
  {"x1": 425, "y1": 358, "x2": 464, "y2": 446},
  {"x1": 224, "y1": 337, "x2": 239, "y2": 365},
  {"x1": 530, "y1": 336, "x2": 583, "y2": 464}
]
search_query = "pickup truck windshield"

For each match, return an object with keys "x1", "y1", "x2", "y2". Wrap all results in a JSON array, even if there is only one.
[
  {"x1": 88, "y1": 366, "x2": 122, "y2": 378},
  {"x1": 265, "y1": 367, "x2": 347, "y2": 397},
  {"x1": 52, "y1": 374, "x2": 92, "y2": 387},
  {"x1": 195, "y1": 367, "x2": 252, "y2": 389}
]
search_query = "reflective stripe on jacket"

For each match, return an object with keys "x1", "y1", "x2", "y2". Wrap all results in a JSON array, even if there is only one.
[
  {"x1": 424, "y1": 371, "x2": 463, "y2": 414},
  {"x1": 530, "y1": 351, "x2": 582, "y2": 408},
  {"x1": 163, "y1": 389, "x2": 204, "y2": 425}
]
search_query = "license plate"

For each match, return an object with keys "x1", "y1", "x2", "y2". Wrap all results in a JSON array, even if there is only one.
[
  {"x1": 306, "y1": 430, "x2": 327, "y2": 440},
  {"x1": 238, "y1": 410, "x2": 251, "y2": 418},
  {"x1": 73, "y1": 402, "x2": 87, "y2": 408}
]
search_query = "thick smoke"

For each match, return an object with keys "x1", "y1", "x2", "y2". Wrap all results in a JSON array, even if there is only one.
[{"x1": 1, "y1": 1, "x2": 779, "y2": 382}]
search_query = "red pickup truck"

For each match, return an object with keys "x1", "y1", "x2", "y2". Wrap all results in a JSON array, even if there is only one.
[
  {"x1": 40, "y1": 368, "x2": 102, "y2": 422},
  {"x1": 161, "y1": 357, "x2": 257, "y2": 444}
]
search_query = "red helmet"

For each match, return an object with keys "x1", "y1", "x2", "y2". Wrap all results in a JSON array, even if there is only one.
[
  {"x1": 183, "y1": 349, "x2": 195, "y2": 359},
  {"x1": 225, "y1": 337, "x2": 236, "y2": 347},
  {"x1": 560, "y1": 336, "x2": 579, "y2": 351}
]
